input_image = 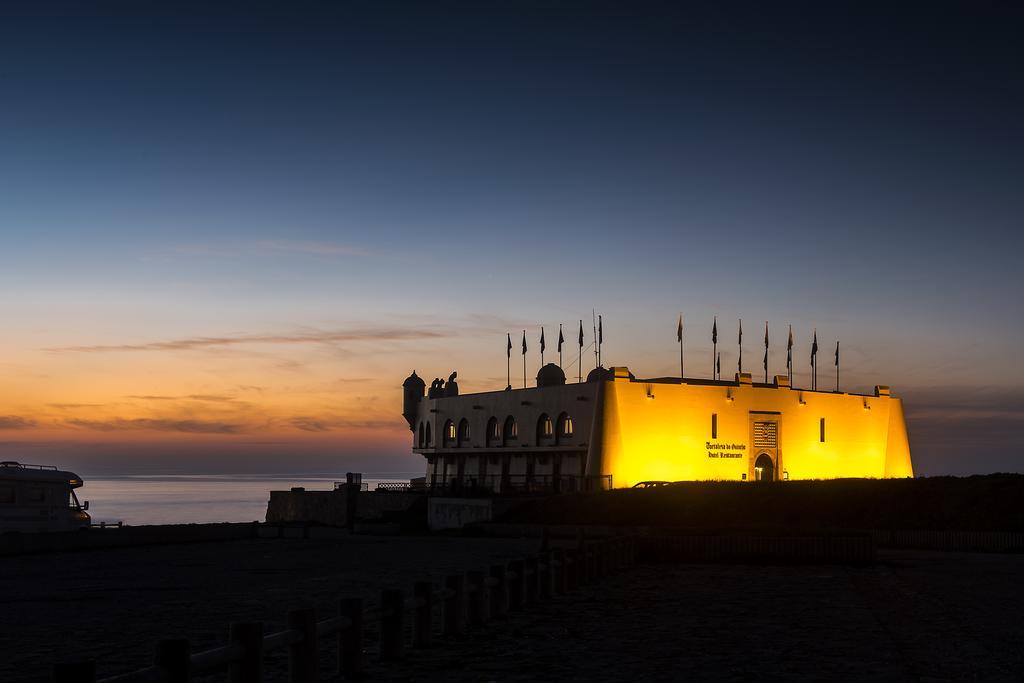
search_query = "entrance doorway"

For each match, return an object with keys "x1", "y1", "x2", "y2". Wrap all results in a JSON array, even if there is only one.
[{"x1": 754, "y1": 453, "x2": 775, "y2": 482}]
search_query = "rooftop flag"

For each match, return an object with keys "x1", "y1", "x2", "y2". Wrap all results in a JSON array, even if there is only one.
[
  {"x1": 677, "y1": 313, "x2": 684, "y2": 379},
  {"x1": 712, "y1": 316, "x2": 718, "y2": 378}
]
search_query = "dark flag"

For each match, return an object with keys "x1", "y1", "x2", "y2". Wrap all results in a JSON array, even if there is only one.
[
  {"x1": 577, "y1": 319, "x2": 584, "y2": 383},
  {"x1": 835, "y1": 340, "x2": 840, "y2": 392},
  {"x1": 737, "y1": 318, "x2": 743, "y2": 373},
  {"x1": 506, "y1": 332, "x2": 512, "y2": 389},
  {"x1": 598, "y1": 315, "x2": 603, "y2": 345},
  {"x1": 763, "y1": 321, "x2": 769, "y2": 381},
  {"x1": 677, "y1": 313, "x2": 684, "y2": 379},
  {"x1": 712, "y1": 316, "x2": 718, "y2": 378},
  {"x1": 557, "y1": 325, "x2": 564, "y2": 353},
  {"x1": 786, "y1": 325, "x2": 793, "y2": 374},
  {"x1": 521, "y1": 330, "x2": 527, "y2": 388},
  {"x1": 540, "y1": 327, "x2": 546, "y2": 354},
  {"x1": 811, "y1": 329, "x2": 819, "y2": 390}
]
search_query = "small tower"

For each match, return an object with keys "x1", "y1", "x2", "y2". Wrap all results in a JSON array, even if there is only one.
[{"x1": 402, "y1": 371, "x2": 425, "y2": 430}]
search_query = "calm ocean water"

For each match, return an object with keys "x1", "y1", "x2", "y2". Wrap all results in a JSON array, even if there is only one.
[{"x1": 78, "y1": 473, "x2": 420, "y2": 526}]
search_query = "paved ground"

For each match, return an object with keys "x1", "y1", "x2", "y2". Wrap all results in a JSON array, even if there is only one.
[
  {"x1": 379, "y1": 550, "x2": 1024, "y2": 681},
  {"x1": 2, "y1": 538, "x2": 1022, "y2": 681},
  {"x1": 0, "y1": 535, "x2": 541, "y2": 682}
]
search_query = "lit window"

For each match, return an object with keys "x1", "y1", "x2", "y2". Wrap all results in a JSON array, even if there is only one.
[
  {"x1": 711, "y1": 413, "x2": 718, "y2": 439},
  {"x1": 560, "y1": 415, "x2": 574, "y2": 436},
  {"x1": 543, "y1": 418, "x2": 553, "y2": 436},
  {"x1": 447, "y1": 422, "x2": 456, "y2": 440}
]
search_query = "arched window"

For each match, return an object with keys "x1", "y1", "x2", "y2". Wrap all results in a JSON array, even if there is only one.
[
  {"x1": 425, "y1": 422, "x2": 432, "y2": 446},
  {"x1": 503, "y1": 416, "x2": 518, "y2": 445},
  {"x1": 443, "y1": 419, "x2": 455, "y2": 446},
  {"x1": 486, "y1": 417, "x2": 499, "y2": 447},
  {"x1": 557, "y1": 413, "x2": 574, "y2": 443},
  {"x1": 537, "y1": 413, "x2": 554, "y2": 445},
  {"x1": 457, "y1": 418, "x2": 471, "y2": 446},
  {"x1": 418, "y1": 422, "x2": 425, "y2": 448}
]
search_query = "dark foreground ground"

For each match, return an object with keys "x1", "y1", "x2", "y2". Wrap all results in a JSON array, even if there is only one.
[{"x1": 2, "y1": 536, "x2": 1023, "y2": 681}]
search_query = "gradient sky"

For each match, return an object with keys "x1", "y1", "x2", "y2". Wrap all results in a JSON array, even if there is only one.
[{"x1": 1, "y1": 1, "x2": 1021, "y2": 476}]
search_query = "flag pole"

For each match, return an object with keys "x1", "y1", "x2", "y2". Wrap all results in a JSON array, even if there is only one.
[
  {"x1": 592, "y1": 310, "x2": 598, "y2": 369},
  {"x1": 677, "y1": 314, "x2": 684, "y2": 380},
  {"x1": 764, "y1": 321, "x2": 769, "y2": 384},
  {"x1": 578, "y1": 320, "x2": 583, "y2": 383},
  {"x1": 835, "y1": 341, "x2": 840, "y2": 393},
  {"x1": 712, "y1": 315, "x2": 717, "y2": 380},
  {"x1": 738, "y1": 318, "x2": 743, "y2": 374},
  {"x1": 558, "y1": 323, "x2": 563, "y2": 369},
  {"x1": 522, "y1": 330, "x2": 527, "y2": 388}
]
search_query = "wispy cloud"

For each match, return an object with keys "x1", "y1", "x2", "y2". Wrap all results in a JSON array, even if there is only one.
[
  {"x1": 0, "y1": 416, "x2": 36, "y2": 430},
  {"x1": 125, "y1": 394, "x2": 239, "y2": 403},
  {"x1": 47, "y1": 403, "x2": 105, "y2": 410},
  {"x1": 288, "y1": 416, "x2": 398, "y2": 432},
  {"x1": 65, "y1": 418, "x2": 244, "y2": 434},
  {"x1": 48, "y1": 328, "x2": 447, "y2": 354}
]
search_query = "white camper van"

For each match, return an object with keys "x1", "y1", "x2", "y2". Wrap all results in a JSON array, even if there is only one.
[{"x1": 0, "y1": 461, "x2": 91, "y2": 533}]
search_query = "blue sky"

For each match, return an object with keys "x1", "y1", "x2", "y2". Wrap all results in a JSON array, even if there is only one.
[{"x1": 0, "y1": 1, "x2": 1021, "y2": 475}]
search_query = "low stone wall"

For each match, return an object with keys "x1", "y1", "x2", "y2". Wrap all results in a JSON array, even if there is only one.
[
  {"x1": 428, "y1": 497, "x2": 494, "y2": 530},
  {"x1": 266, "y1": 489, "x2": 350, "y2": 526},
  {"x1": 265, "y1": 488, "x2": 423, "y2": 527},
  {"x1": 0, "y1": 522, "x2": 259, "y2": 557}
]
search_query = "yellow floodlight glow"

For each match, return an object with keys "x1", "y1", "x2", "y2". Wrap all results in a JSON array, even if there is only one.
[{"x1": 586, "y1": 368, "x2": 913, "y2": 488}]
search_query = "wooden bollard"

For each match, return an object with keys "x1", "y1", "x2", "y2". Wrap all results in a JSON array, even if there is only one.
[
  {"x1": 564, "y1": 548, "x2": 578, "y2": 591},
  {"x1": 338, "y1": 598, "x2": 363, "y2": 677},
  {"x1": 489, "y1": 564, "x2": 508, "y2": 617},
  {"x1": 525, "y1": 555, "x2": 539, "y2": 605},
  {"x1": 154, "y1": 638, "x2": 190, "y2": 683},
  {"x1": 288, "y1": 608, "x2": 318, "y2": 683},
  {"x1": 443, "y1": 574, "x2": 466, "y2": 636},
  {"x1": 507, "y1": 559, "x2": 525, "y2": 611},
  {"x1": 552, "y1": 548, "x2": 566, "y2": 595},
  {"x1": 537, "y1": 551, "x2": 551, "y2": 601},
  {"x1": 228, "y1": 622, "x2": 263, "y2": 683},
  {"x1": 413, "y1": 581, "x2": 433, "y2": 647},
  {"x1": 51, "y1": 660, "x2": 96, "y2": 683},
  {"x1": 380, "y1": 589, "x2": 405, "y2": 661},
  {"x1": 467, "y1": 570, "x2": 488, "y2": 625}
]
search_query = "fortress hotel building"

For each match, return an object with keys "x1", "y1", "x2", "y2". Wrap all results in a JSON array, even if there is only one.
[{"x1": 402, "y1": 364, "x2": 913, "y2": 491}]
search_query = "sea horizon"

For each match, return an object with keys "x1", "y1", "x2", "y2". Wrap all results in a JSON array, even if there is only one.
[{"x1": 77, "y1": 472, "x2": 423, "y2": 527}]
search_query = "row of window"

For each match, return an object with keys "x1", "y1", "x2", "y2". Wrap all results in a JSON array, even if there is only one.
[{"x1": 418, "y1": 413, "x2": 574, "y2": 449}]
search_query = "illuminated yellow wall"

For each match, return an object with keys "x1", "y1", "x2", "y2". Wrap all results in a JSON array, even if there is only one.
[{"x1": 586, "y1": 367, "x2": 913, "y2": 487}]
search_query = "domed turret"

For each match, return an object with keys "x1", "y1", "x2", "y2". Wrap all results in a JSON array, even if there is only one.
[
  {"x1": 536, "y1": 363, "x2": 566, "y2": 387},
  {"x1": 402, "y1": 371, "x2": 425, "y2": 429},
  {"x1": 587, "y1": 366, "x2": 634, "y2": 382}
]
